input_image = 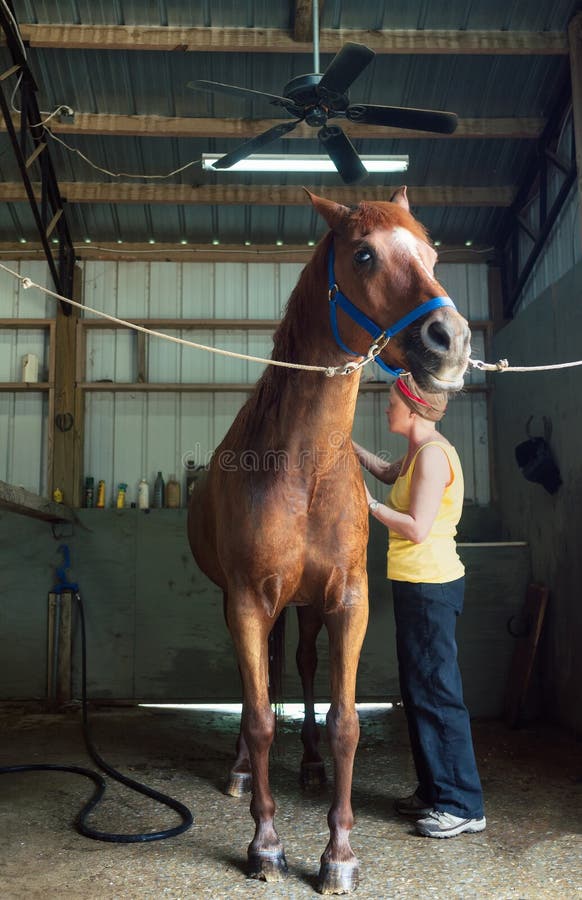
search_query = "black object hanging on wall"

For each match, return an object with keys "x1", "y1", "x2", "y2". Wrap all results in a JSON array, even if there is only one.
[{"x1": 514, "y1": 416, "x2": 562, "y2": 495}]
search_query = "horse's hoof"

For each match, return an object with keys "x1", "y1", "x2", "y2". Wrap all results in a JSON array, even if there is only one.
[
  {"x1": 224, "y1": 771, "x2": 252, "y2": 798},
  {"x1": 247, "y1": 850, "x2": 288, "y2": 882},
  {"x1": 300, "y1": 760, "x2": 327, "y2": 789},
  {"x1": 317, "y1": 860, "x2": 359, "y2": 895}
]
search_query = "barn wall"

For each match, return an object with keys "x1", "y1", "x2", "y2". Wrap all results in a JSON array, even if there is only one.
[
  {"x1": 80, "y1": 258, "x2": 490, "y2": 506},
  {"x1": 0, "y1": 261, "x2": 55, "y2": 496},
  {"x1": 514, "y1": 160, "x2": 582, "y2": 316},
  {"x1": 0, "y1": 509, "x2": 529, "y2": 719},
  {"x1": 491, "y1": 259, "x2": 582, "y2": 734},
  {"x1": 0, "y1": 258, "x2": 491, "y2": 504}
]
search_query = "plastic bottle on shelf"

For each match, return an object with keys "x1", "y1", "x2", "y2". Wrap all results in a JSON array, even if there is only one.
[
  {"x1": 96, "y1": 480, "x2": 106, "y2": 508},
  {"x1": 116, "y1": 483, "x2": 127, "y2": 509},
  {"x1": 137, "y1": 477, "x2": 149, "y2": 510},
  {"x1": 84, "y1": 477, "x2": 94, "y2": 508},
  {"x1": 166, "y1": 475, "x2": 181, "y2": 509},
  {"x1": 153, "y1": 471, "x2": 165, "y2": 508}
]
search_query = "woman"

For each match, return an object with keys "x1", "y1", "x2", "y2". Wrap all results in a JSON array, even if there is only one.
[{"x1": 353, "y1": 373, "x2": 485, "y2": 838}]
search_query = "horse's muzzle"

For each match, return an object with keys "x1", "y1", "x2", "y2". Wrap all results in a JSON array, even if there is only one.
[{"x1": 408, "y1": 308, "x2": 471, "y2": 391}]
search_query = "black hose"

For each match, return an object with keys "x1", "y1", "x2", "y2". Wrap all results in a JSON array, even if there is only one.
[{"x1": 0, "y1": 592, "x2": 194, "y2": 843}]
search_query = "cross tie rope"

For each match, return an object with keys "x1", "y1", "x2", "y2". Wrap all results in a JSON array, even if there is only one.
[{"x1": 2, "y1": 262, "x2": 581, "y2": 379}]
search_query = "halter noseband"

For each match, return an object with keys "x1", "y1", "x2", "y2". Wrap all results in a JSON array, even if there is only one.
[{"x1": 327, "y1": 242, "x2": 457, "y2": 376}]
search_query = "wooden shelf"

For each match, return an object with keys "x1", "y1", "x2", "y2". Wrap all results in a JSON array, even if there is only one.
[
  {"x1": 0, "y1": 318, "x2": 54, "y2": 328},
  {"x1": 0, "y1": 479, "x2": 74, "y2": 524},
  {"x1": 79, "y1": 317, "x2": 492, "y2": 332},
  {"x1": 80, "y1": 318, "x2": 282, "y2": 330},
  {"x1": 79, "y1": 380, "x2": 490, "y2": 394},
  {"x1": 79, "y1": 382, "x2": 254, "y2": 392},
  {"x1": 0, "y1": 382, "x2": 51, "y2": 391}
]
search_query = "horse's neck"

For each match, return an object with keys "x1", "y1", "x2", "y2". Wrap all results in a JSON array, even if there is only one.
[{"x1": 254, "y1": 256, "x2": 361, "y2": 448}]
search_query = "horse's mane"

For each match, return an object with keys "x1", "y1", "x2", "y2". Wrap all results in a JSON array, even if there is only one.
[{"x1": 231, "y1": 200, "x2": 428, "y2": 444}]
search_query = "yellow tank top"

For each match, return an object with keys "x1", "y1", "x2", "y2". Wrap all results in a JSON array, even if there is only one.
[{"x1": 387, "y1": 440, "x2": 465, "y2": 584}]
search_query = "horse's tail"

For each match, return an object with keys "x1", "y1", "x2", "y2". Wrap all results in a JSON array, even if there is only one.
[{"x1": 268, "y1": 608, "x2": 286, "y2": 706}]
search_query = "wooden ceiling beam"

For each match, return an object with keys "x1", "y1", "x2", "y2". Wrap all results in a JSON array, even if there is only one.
[
  {"x1": 5, "y1": 113, "x2": 543, "y2": 141},
  {"x1": 0, "y1": 241, "x2": 495, "y2": 264},
  {"x1": 0, "y1": 181, "x2": 514, "y2": 206},
  {"x1": 294, "y1": 1, "x2": 324, "y2": 44},
  {"x1": 14, "y1": 24, "x2": 568, "y2": 55}
]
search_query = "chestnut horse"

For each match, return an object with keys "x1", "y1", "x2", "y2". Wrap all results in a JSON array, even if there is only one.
[{"x1": 187, "y1": 187, "x2": 470, "y2": 894}]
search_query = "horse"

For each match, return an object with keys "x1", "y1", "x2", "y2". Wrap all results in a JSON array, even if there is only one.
[{"x1": 187, "y1": 186, "x2": 471, "y2": 894}]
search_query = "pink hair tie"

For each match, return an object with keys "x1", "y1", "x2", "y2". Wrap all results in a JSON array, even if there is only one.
[{"x1": 396, "y1": 377, "x2": 431, "y2": 407}]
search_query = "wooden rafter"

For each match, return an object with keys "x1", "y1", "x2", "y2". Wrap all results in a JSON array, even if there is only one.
[
  {"x1": 0, "y1": 182, "x2": 514, "y2": 207},
  {"x1": 0, "y1": 241, "x2": 495, "y2": 264},
  {"x1": 3, "y1": 113, "x2": 544, "y2": 141},
  {"x1": 294, "y1": 1, "x2": 323, "y2": 44},
  {"x1": 13, "y1": 24, "x2": 568, "y2": 55}
]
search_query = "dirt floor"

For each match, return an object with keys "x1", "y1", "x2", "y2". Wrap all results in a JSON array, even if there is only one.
[{"x1": 0, "y1": 702, "x2": 580, "y2": 900}]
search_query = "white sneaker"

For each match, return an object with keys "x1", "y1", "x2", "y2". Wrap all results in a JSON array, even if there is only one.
[{"x1": 415, "y1": 809, "x2": 486, "y2": 838}]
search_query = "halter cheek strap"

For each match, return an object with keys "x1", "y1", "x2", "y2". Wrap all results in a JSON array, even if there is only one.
[{"x1": 327, "y1": 243, "x2": 457, "y2": 376}]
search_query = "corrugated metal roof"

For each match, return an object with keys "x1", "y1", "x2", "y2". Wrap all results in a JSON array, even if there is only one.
[{"x1": 0, "y1": 0, "x2": 578, "y2": 247}]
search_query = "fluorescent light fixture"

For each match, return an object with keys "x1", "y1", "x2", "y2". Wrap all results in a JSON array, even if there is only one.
[{"x1": 202, "y1": 153, "x2": 409, "y2": 174}]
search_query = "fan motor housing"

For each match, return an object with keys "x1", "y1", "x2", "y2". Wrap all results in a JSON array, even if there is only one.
[{"x1": 282, "y1": 73, "x2": 349, "y2": 124}]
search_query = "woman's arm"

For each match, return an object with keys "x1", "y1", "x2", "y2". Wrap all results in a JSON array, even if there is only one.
[
  {"x1": 367, "y1": 445, "x2": 450, "y2": 543},
  {"x1": 353, "y1": 440, "x2": 403, "y2": 484}
]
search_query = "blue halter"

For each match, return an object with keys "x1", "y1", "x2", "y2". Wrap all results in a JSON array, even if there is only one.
[{"x1": 327, "y1": 243, "x2": 457, "y2": 376}]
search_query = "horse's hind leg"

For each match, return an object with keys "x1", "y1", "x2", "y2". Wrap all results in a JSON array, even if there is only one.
[
  {"x1": 227, "y1": 599, "x2": 287, "y2": 882},
  {"x1": 296, "y1": 606, "x2": 327, "y2": 789}
]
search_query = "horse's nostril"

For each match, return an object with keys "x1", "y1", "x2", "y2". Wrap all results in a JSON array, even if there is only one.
[{"x1": 425, "y1": 319, "x2": 452, "y2": 352}]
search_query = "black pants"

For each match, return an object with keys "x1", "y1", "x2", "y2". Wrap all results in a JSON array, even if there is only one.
[{"x1": 392, "y1": 577, "x2": 484, "y2": 818}]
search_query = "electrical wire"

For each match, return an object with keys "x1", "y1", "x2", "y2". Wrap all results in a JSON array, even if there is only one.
[{"x1": 0, "y1": 592, "x2": 194, "y2": 843}]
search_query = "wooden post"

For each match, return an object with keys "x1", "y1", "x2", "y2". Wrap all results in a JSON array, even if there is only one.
[
  {"x1": 50, "y1": 265, "x2": 83, "y2": 506},
  {"x1": 568, "y1": 12, "x2": 582, "y2": 251}
]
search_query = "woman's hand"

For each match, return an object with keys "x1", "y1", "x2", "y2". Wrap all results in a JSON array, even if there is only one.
[{"x1": 364, "y1": 483, "x2": 374, "y2": 505}]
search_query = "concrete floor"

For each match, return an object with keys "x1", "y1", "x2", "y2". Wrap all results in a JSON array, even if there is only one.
[{"x1": 0, "y1": 703, "x2": 580, "y2": 900}]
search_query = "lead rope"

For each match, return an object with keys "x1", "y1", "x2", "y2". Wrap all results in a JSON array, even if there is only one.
[
  {"x1": 4, "y1": 261, "x2": 582, "y2": 377},
  {"x1": 467, "y1": 357, "x2": 582, "y2": 373},
  {"x1": 0, "y1": 262, "x2": 384, "y2": 378}
]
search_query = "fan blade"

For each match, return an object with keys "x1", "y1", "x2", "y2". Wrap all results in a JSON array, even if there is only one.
[
  {"x1": 318, "y1": 126, "x2": 367, "y2": 185},
  {"x1": 317, "y1": 43, "x2": 375, "y2": 98},
  {"x1": 210, "y1": 120, "x2": 301, "y2": 170},
  {"x1": 347, "y1": 104, "x2": 458, "y2": 135},
  {"x1": 187, "y1": 80, "x2": 298, "y2": 112}
]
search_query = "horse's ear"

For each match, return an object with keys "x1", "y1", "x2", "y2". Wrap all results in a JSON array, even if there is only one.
[
  {"x1": 390, "y1": 186, "x2": 410, "y2": 212},
  {"x1": 304, "y1": 189, "x2": 350, "y2": 231}
]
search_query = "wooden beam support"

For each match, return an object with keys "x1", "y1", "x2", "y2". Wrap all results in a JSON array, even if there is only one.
[
  {"x1": 568, "y1": 12, "x2": 582, "y2": 250},
  {"x1": 0, "y1": 182, "x2": 514, "y2": 207},
  {"x1": 51, "y1": 265, "x2": 83, "y2": 506},
  {"x1": 294, "y1": 1, "x2": 323, "y2": 44},
  {"x1": 0, "y1": 240, "x2": 496, "y2": 263},
  {"x1": 4, "y1": 112, "x2": 542, "y2": 141},
  {"x1": 14, "y1": 24, "x2": 568, "y2": 55}
]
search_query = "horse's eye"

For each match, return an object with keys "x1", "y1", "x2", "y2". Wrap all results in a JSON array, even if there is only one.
[{"x1": 354, "y1": 248, "x2": 373, "y2": 265}]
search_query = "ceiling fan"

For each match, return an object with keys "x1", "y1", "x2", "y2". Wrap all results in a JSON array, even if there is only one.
[{"x1": 188, "y1": 9, "x2": 457, "y2": 185}]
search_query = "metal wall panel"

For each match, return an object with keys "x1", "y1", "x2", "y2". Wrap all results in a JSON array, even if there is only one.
[
  {"x1": 0, "y1": 258, "x2": 490, "y2": 501},
  {"x1": 0, "y1": 260, "x2": 53, "y2": 493},
  {"x1": 0, "y1": 260, "x2": 54, "y2": 318},
  {"x1": 516, "y1": 180, "x2": 582, "y2": 316},
  {"x1": 0, "y1": 509, "x2": 530, "y2": 714},
  {"x1": 82, "y1": 259, "x2": 491, "y2": 505}
]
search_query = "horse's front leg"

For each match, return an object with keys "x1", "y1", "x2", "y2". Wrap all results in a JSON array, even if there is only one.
[
  {"x1": 227, "y1": 599, "x2": 288, "y2": 882},
  {"x1": 319, "y1": 591, "x2": 368, "y2": 895},
  {"x1": 296, "y1": 605, "x2": 327, "y2": 788},
  {"x1": 225, "y1": 721, "x2": 252, "y2": 797}
]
